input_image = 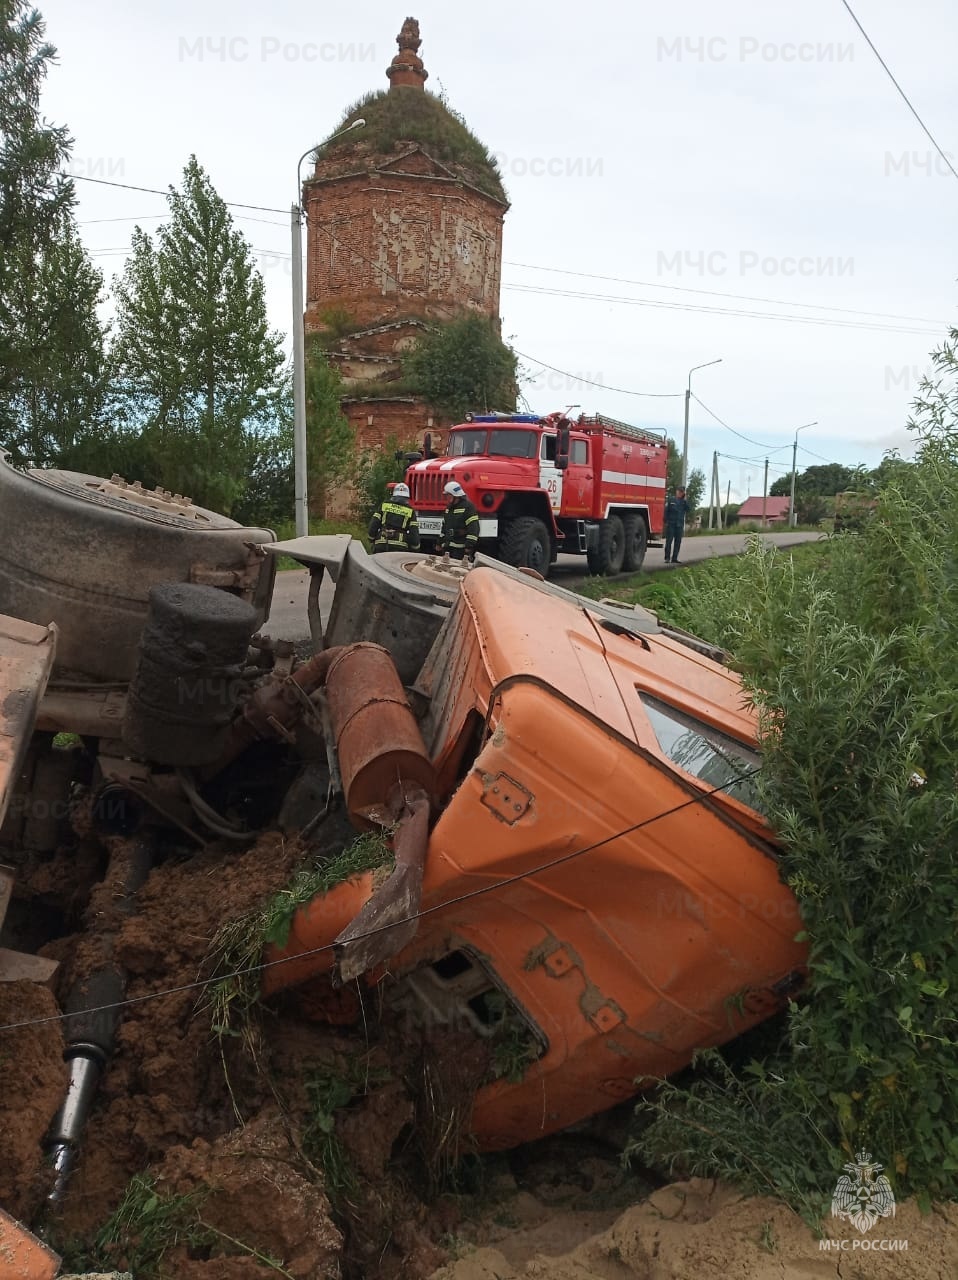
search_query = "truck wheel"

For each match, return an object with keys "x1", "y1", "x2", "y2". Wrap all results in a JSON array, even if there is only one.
[
  {"x1": 588, "y1": 515, "x2": 625, "y2": 575},
  {"x1": 500, "y1": 517, "x2": 552, "y2": 577},
  {"x1": 622, "y1": 515, "x2": 648, "y2": 572}
]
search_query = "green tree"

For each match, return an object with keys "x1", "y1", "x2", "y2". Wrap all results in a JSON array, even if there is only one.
[
  {"x1": 111, "y1": 156, "x2": 285, "y2": 514},
  {"x1": 770, "y1": 462, "x2": 860, "y2": 499},
  {"x1": 403, "y1": 311, "x2": 517, "y2": 421},
  {"x1": 352, "y1": 434, "x2": 414, "y2": 524},
  {"x1": 304, "y1": 342, "x2": 355, "y2": 517},
  {"x1": 3, "y1": 216, "x2": 109, "y2": 467},
  {"x1": 665, "y1": 437, "x2": 705, "y2": 511},
  {"x1": 0, "y1": 1, "x2": 102, "y2": 457}
]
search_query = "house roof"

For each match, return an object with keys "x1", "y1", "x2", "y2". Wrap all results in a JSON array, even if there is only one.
[{"x1": 737, "y1": 496, "x2": 791, "y2": 518}]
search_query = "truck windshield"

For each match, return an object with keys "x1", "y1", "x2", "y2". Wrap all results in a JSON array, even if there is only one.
[
  {"x1": 446, "y1": 429, "x2": 538, "y2": 459},
  {"x1": 487, "y1": 429, "x2": 537, "y2": 459},
  {"x1": 638, "y1": 693, "x2": 764, "y2": 813},
  {"x1": 447, "y1": 430, "x2": 488, "y2": 456}
]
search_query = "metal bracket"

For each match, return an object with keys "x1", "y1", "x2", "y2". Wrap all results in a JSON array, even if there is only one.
[{"x1": 480, "y1": 772, "x2": 532, "y2": 824}]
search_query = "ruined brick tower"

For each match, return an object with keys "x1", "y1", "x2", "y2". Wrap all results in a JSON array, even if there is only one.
[{"x1": 302, "y1": 17, "x2": 508, "y2": 497}]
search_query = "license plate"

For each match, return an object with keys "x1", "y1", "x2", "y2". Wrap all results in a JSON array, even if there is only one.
[{"x1": 417, "y1": 516, "x2": 443, "y2": 536}]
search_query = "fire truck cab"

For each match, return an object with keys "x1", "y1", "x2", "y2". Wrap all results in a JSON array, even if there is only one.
[{"x1": 405, "y1": 411, "x2": 669, "y2": 577}]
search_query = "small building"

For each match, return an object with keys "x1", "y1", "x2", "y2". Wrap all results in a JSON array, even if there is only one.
[{"x1": 735, "y1": 496, "x2": 792, "y2": 525}]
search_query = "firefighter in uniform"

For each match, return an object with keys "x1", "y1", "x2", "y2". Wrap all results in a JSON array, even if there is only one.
[
  {"x1": 368, "y1": 483, "x2": 420, "y2": 554},
  {"x1": 438, "y1": 481, "x2": 479, "y2": 561}
]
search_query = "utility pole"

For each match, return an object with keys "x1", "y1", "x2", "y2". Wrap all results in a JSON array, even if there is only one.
[
  {"x1": 762, "y1": 459, "x2": 769, "y2": 528},
  {"x1": 292, "y1": 119, "x2": 365, "y2": 536},
  {"x1": 789, "y1": 422, "x2": 817, "y2": 528},
  {"x1": 682, "y1": 359, "x2": 722, "y2": 487}
]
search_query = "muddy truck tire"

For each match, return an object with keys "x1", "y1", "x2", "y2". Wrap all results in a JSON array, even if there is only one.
[
  {"x1": 323, "y1": 544, "x2": 465, "y2": 686},
  {"x1": 0, "y1": 453, "x2": 276, "y2": 681}
]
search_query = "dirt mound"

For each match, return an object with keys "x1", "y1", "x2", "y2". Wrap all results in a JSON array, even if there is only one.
[
  {"x1": 429, "y1": 1177, "x2": 958, "y2": 1280},
  {"x1": 53, "y1": 830, "x2": 309, "y2": 1235},
  {"x1": 0, "y1": 979, "x2": 67, "y2": 1220},
  {"x1": 157, "y1": 1108, "x2": 342, "y2": 1278}
]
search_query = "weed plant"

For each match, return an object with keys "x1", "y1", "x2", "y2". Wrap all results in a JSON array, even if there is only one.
[
  {"x1": 626, "y1": 339, "x2": 958, "y2": 1219},
  {"x1": 204, "y1": 832, "x2": 393, "y2": 1046}
]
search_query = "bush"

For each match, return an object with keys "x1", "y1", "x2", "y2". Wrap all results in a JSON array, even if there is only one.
[{"x1": 628, "y1": 337, "x2": 958, "y2": 1219}]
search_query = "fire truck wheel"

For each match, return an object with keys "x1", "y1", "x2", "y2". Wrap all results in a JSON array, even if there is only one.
[
  {"x1": 499, "y1": 516, "x2": 552, "y2": 577},
  {"x1": 622, "y1": 515, "x2": 648, "y2": 572},
  {"x1": 588, "y1": 515, "x2": 626, "y2": 575}
]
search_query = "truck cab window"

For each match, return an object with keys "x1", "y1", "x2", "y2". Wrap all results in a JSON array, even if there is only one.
[
  {"x1": 540, "y1": 435, "x2": 557, "y2": 462},
  {"x1": 487, "y1": 430, "x2": 537, "y2": 459},
  {"x1": 447, "y1": 430, "x2": 488, "y2": 457},
  {"x1": 638, "y1": 693, "x2": 764, "y2": 813},
  {"x1": 571, "y1": 440, "x2": 588, "y2": 465}
]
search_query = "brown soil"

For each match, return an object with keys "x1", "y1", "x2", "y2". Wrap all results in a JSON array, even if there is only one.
[
  {"x1": 0, "y1": 979, "x2": 67, "y2": 1220},
  {"x1": 7, "y1": 828, "x2": 957, "y2": 1280}
]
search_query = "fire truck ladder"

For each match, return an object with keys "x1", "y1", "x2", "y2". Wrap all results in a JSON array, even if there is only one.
[{"x1": 577, "y1": 413, "x2": 666, "y2": 444}]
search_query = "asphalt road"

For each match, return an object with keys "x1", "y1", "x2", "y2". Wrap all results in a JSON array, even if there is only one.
[{"x1": 263, "y1": 530, "x2": 823, "y2": 646}]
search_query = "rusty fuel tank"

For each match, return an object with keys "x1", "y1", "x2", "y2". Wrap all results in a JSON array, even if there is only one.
[{"x1": 323, "y1": 643, "x2": 435, "y2": 829}]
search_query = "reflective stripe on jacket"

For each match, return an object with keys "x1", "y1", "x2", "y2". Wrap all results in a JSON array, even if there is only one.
[
  {"x1": 441, "y1": 498, "x2": 480, "y2": 552},
  {"x1": 369, "y1": 500, "x2": 420, "y2": 551}
]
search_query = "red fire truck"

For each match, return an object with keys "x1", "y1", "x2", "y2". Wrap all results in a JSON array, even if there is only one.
[{"x1": 405, "y1": 411, "x2": 669, "y2": 576}]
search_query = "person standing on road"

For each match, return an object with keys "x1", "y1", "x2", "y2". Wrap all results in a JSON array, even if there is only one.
[
  {"x1": 438, "y1": 481, "x2": 479, "y2": 560},
  {"x1": 664, "y1": 486, "x2": 690, "y2": 564},
  {"x1": 368, "y1": 483, "x2": 421, "y2": 554}
]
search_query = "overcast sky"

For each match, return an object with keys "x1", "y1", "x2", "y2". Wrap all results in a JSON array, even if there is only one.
[{"x1": 39, "y1": 0, "x2": 957, "y2": 499}]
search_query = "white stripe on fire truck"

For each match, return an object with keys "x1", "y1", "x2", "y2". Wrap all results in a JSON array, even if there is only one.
[{"x1": 600, "y1": 470, "x2": 667, "y2": 488}]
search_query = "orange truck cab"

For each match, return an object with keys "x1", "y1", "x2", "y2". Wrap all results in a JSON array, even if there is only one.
[
  {"x1": 405, "y1": 411, "x2": 669, "y2": 577},
  {"x1": 265, "y1": 562, "x2": 806, "y2": 1149}
]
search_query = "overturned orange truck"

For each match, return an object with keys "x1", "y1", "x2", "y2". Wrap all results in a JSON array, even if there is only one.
[
  {"x1": 0, "y1": 452, "x2": 806, "y2": 1191},
  {"x1": 262, "y1": 549, "x2": 806, "y2": 1149}
]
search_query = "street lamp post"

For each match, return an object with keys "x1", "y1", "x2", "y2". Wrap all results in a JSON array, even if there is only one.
[
  {"x1": 292, "y1": 118, "x2": 365, "y2": 536},
  {"x1": 682, "y1": 359, "x2": 722, "y2": 488},
  {"x1": 789, "y1": 421, "x2": 818, "y2": 527}
]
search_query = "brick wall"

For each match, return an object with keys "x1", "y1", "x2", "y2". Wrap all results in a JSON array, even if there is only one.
[{"x1": 303, "y1": 150, "x2": 505, "y2": 334}]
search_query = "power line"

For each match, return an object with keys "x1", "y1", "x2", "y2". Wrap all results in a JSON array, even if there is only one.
[
  {"x1": 505, "y1": 259, "x2": 947, "y2": 328},
  {"x1": 838, "y1": 0, "x2": 958, "y2": 183},
  {"x1": 63, "y1": 171, "x2": 288, "y2": 215},
  {"x1": 514, "y1": 349, "x2": 682, "y2": 398},
  {"x1": 0, "y1": 771, "x2": 758, "y2": 1036},
  {"x1": 504, "y1": 282, "x2": 941, "y2": 338},
  {"x1": 691, "y1": 396, "x2": 784, "y2": 450}
]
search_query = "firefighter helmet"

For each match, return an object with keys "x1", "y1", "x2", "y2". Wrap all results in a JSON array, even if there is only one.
[
  {"x1": 392, "y1": 483, "x2": 410, "y2": 499},
  {"x1": 443, "y1": 481, "x2": 465, "y2": 498}
]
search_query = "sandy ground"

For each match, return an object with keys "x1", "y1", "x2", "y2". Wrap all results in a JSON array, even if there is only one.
[{"x1": 430, "y1": 1177, "x2": 958, "y2": 1280}]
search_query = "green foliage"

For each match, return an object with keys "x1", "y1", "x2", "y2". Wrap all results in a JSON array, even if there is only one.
[
  {"x1": 110, "y1": 156, "x2": 285, "y2": 514},
  {"x1": 796, "y1": 492, "x2": 828, "y2": 525},
  {"x1": 321, "y1": 88, "x2": 506, "y2": 203},
  {"x1": 403, "y1": 312, "x2": 517, "y2": 424},
  {"x1": 665, "y1": 436, "x2": 705, "y2": 511},
  {"x1": 627, "y1": 337, "x2": 958, "y2": 1214},
  {"x1": 770, "y1": 462, "x2": 862, "y2": 499},
  {"x1": 2, "y1": 215, "x2": 109, "y2": 467},
  {"x1": 352, "y1": 433, "x2": 416, "y2": 523},
  {"x1": 304, "y1": 342, "x2": 355, "y2": 516},
  {"x1": 205, "y1": 833, "x2": 394, "y2": 1044},
  {"x1": 303, "y1": 1057, "x2": 390, "y2": 1203},
  {"x1": 0, "y1": 3, "x2": 103, "y2": 458}
]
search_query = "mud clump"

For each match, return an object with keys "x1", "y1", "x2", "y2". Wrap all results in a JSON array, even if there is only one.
[
  {"x1": 53, "y1": 830, "x2": 308, "y2": 1236},
  {"x1": 0, "y1": 979, "x2": 67, "y2": 1219},
  {"x1": 158, "y1": 1108, "x2": 342, "y2": 1278}
]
